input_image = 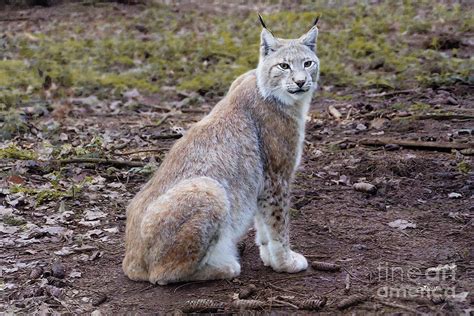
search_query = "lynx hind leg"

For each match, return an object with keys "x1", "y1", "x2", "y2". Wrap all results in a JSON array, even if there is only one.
[
  {"x1": 188, "y1": 235, "x2": 241, "y2": 281},
  {"x1": 139, "y1": 177, "x2": 230, "y2": 285},
  {"x1": 123, "y1": 191, "x2": 155, "y2": 282}
]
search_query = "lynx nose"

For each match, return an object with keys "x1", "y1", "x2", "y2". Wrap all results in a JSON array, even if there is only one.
[{"x1": 294, "y1": 80, "x2": 305, "y2": 88}]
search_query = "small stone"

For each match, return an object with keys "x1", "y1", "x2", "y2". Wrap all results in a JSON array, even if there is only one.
[
  {"x1": 238, "y1": 284, "x2": 257, "y2": 299},
  {"x1": 388, "y1": 219, "x2": 417, "y2": 230},
  {"x1": 446, "y1": 96, "x2": 458, "y2": 105},
  {"x1": 29, "y1": 267, "x2": 44, "y2": 279},
  {"x1": 448, "y1": 192, "x2": 462, "y2": 199},
  {"x1": 353, "y1": 182, "x2": 377, "y2": 194},
  {"x1": 370, "y1": 118, "x2": 387, "y2": 130},
  {"x1": 44, "y1": 285, "x2": 65, "y2": 298},
  {"x1": 352, "y1": 244, "x2": 368, "y2": 251},
  {"x1": 92, "y1": 293, "x2": 107, "y2": 306},
  {"x1": 356, "y1": 123, "x2": 367, "y2": 131},
  {"x1": 51, "y1": 262, "x2": 66, "y2": 279},
  {"x1": 397, "y1": 111, "x2": 411, "y2": 117}
]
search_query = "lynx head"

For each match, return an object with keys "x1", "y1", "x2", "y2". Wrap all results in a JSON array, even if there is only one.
[{"x1": 256, "y1": 15, "x2": 320, "y2": 106}]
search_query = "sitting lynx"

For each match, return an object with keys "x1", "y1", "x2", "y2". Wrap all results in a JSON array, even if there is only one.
[{"x1": 123, "y1": 15, "x2": 320, "y2": 285}]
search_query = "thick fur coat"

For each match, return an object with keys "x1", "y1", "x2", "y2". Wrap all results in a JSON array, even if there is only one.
[{"x1": 123, "y1": 17, "x2": 320, "y2": 285}]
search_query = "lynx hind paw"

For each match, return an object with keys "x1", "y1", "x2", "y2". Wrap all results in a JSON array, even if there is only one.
[{"x1": 273, "y1": 251, "x2": 308, "y2": 273}]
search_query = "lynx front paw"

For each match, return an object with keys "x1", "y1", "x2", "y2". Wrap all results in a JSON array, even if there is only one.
[
  {"x1": 272, "y1": 250, "x2": 308, "y2": 273},
  {"x1": 259, "y1": 245, "x2": 271, "y2": 266}
]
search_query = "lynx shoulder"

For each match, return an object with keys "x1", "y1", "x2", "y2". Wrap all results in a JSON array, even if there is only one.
[{"x1": 123, "y1": 15, "x2": 320, "y2": 285}]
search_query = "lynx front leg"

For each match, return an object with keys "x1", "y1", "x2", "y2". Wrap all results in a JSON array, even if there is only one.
[{"x1": 256, "y1": 179, "x2": 308, "y2": 273}]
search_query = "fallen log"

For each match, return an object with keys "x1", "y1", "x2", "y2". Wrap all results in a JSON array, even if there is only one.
[{"x1": 360, "y1": 138, "x2": 473, "y2": 152}]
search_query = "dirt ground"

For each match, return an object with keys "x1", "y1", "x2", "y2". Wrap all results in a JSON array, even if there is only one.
[{"x1": 1, "y1": 2, "x2": 473, "y2": 315}]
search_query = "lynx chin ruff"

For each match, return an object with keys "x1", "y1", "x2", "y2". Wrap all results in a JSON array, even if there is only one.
[{"x1": 123, "y1": 15, "x2": 320, "y2": 285}]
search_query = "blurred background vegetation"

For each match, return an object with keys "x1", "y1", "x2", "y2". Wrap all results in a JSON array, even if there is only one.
[{"x1": 1, "y1": 0, "x2": 473, "y2": 138}]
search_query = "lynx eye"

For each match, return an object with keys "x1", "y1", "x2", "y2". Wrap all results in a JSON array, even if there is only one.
[
  {"x1": 278, "y1": 63, "x2": 290, "y2": 70},
  {"x1": 304, "y1": 61, "x2": 314, "y2": 68}
]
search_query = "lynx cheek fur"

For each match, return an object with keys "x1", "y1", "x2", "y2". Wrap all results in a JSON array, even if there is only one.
[{"x1": 123, "y1": 15, "x2": 320, "y2": 285}]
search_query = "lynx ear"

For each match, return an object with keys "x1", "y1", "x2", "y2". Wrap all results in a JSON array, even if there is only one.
[
  {"x1": 258, "y1": 14, "x2": 279, "y2": 57},
  {"x1": 299, "y1": 16, "x2": 320, "y2": 52}
]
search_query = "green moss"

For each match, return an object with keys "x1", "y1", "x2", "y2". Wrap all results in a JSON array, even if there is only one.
[
  {"x1": 2, "y1": 215, "x2": 27, "y2": 226},
  {"x1": 0, "y1": 145, "x2": 37, "y2": 160},
  {"x1": 392, "y1": 102, "x2": 407, "y2": 111},
  {"x1": 410, "y1": 102, "x2": 431, "y2": 113},
  {"x1": 1, "y1": 1, "x2": 472, "y2": 106},
  {"x1": 9, "y1": 180, "x2": 86, "y2": 205},
  {"x1": 457, "y1": 161, "x2": 471, "y2": 174}
]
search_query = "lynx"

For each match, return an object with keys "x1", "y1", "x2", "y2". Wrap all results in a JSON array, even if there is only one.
[{"x1": 123, "y1": 15, "x2": 320, "y2": 285}]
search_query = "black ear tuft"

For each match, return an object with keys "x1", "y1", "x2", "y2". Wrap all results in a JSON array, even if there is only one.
[
  {"x1": 312, "y1": 15, "x2": 321, "y2": 27},
  {"x1": 258, "y1": 13, "x2": 267, "y2": 29}
]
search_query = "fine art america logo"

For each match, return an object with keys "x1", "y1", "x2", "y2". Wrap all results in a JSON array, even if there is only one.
[{"x1": 376, "y1": 262, "x2": 469, "y2": 303}]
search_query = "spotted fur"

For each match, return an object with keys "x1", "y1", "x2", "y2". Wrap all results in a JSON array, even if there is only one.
[{"x1": 123, "y1": 16, "x2": 320, "y2": 284}]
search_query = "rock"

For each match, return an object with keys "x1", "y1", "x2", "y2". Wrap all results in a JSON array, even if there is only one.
[
  {"x1": 448, "y1": 192, "x2": 462, "y2": 199},
  {"x1": 388, "y1": 219, "x2": 417, "y2": 230},
  {"x1": 92, "y1": 293, "x2": 108, "y2": 306},
  {"x1": 238, "y1": 284, "x2": 257, "y2": 299},
  {"x1": 446, "y1": 96, "x2": 458, "y2": 105},
  {"x1": 51, "y1": 262, "x2": 66, "y2": 279},
  {"x1": 44, "y1": 285, "x2": 65, "y2": 298},
  {"x1": 352, "y1": 244, "x2": 368, "y2": 251},
  {"x1": 356, "y1": 123, "x2": 367, "y2": 131},
  {"x1": 123, "y1": 88, "x2": 141, "y2": 100},
  {"x1": 29, "y1": 267, "x2": 44, "y2": 279},
  {"x1": 370, "y1": 118, "x2": 388, "y2": 130},
  {"x1": 353, "y1": 182, "x2": 377, "y2": 194}
]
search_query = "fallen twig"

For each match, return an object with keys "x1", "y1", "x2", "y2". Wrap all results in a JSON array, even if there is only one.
[
  {"x1": 151, "y1": 133, "x2": 183, "y2": 140},
  {"x1": 377, "y1": 299, "x2": 423, "y2": 314},
  {"x1": 366, "y1": 89, "x2": 417, "y2": 98},
  {"x1": 265, "y1": 281, "x2": 302, "y2": 296},
  {"x1": 173, "y1": 280, "x2": 209, "y2": 293},
  {"x1": 328, "y1": 105, "x2": 342, "y2": 119},
  {"x1": 342, "y1": 268, "x2": 371, "y2": 284},
  {"x1": 54, "y1": 158, "x2": 146, "y2": 167},
  {"x1": 268, "y1": 272, "x2": 317, "y2": 284},
  {"x1": 412, "y1": 113, "x2": 474, "y2": 121},
  {"x1": 360, "y1": 138, "x2": 472, "y2": 152},
  {"x1": 232, "y1": 299, "x2": 267, "y2": 310},
  {"x1": 270, "y1": 298, "x2": 299, "y2": 309},
  {"x1": 344, "y1": 273, "x2": 351, "y2": 293},
  {"x1": 115, "y1": 148, "x2": 166, "y2": 156},
  {"x1": 139, "y1": 113, "x2": 171, "y2": 130},
  {"x1": 0, "y1": 17, "x2": 30, "y2": 22}
]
